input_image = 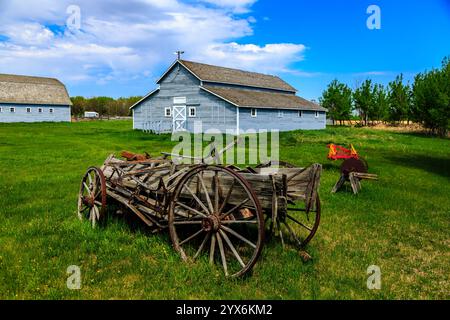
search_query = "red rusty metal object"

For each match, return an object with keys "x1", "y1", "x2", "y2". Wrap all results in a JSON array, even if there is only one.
[
  {"x1": 120, "y1": 150, "x2": 151, "y2": 161},
  {"x1": 327, "y1": 143, "x2": 359, "y2": 160}
]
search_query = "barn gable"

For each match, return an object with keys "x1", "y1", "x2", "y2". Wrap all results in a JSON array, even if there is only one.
[{"x1": 132, "y1": 62, "x2": 237, "y2": 132}]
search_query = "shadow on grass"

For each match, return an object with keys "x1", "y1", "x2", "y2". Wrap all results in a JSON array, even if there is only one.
[
  {"x1": 384, "y1": 154, "x2": 450, "y2": 179},
  {"x1": 322, "y1": 163, "x2": 340, "y2": 171},
  {"x1": 393, "y1": 131, "x2": 450, "y2": 140}
]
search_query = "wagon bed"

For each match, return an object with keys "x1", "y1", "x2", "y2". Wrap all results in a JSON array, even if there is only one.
[{"x1": 78, "y1": 153, "x2": 322, "y2": 277}]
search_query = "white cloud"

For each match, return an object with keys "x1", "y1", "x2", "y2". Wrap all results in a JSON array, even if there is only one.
[
  {"x1": 200, "y1": 0, "x2": 257, "y2": 13},
  {"x1": 3, "y1": 23, "x2": 54, "y2": 45},
  {"x1": 0, "y1": 0, "x2": 307, "y2": 95},
  {"x1": 352, "y1": 71, "x2": 392, "y2": 77},
  {"x1": 194, "y1": 42, "x2": 306, "y2": 74}
]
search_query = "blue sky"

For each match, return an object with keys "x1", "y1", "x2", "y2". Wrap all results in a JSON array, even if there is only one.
[{"x1": 0, "y1": 0, "x2": 449, "y2": 100}]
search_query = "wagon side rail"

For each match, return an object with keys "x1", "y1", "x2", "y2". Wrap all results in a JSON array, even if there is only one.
[{"x1": 256, "y1": 163, "x2": 322, "y2": 212}]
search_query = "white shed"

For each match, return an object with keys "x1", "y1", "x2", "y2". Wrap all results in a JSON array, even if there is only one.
[{"x1": 84, "y1": 111, "x2": 99, "y2": 118}]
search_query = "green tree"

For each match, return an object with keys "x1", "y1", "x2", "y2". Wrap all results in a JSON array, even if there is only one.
[
  {"x1": 70, "y1": 96, "x2": 86, "y2": 116},
  {"x1": 88, "y1": 96, "x2": 114, "y2": 116},
  {"x1": 353, "y1": 79, "x2": 376, "y2": 126},
  {"x1": 70, "y1": 96, "x2": 142, "y2": 117},
  {"x1": 388, "y1": 74, "x2": 412, "y2": 124},
  {"x1": 412, "y1": 57, "x2": 450, "y2": 136},
  {"x1": 373, "y1": 84, "x2": 389, "y2": 122},
  {"x1": 319, "y1": 79, "x2": 353, "y2": 125}
]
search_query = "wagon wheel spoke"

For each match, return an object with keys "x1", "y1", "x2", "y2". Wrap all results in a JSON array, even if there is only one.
[
  {"x1": 90, "y1": 208, "x2": 96, "y2": 228},
  {"x1": 95, "y1": 205, "x2": 101, "y2": 219},
  {"x1": 94, "y1": 200, "x2": 103, "y2": 207},
  {"x1": 219, "y1": 229, "x2": 246, "y2": 268},
  {"x1": 218, "y1": 178, "x2": 235, "y2": 214},
  {"x1": 197, "y1": 173, "x2": 214, "y2": 214},
  {"x1": 179, "y1": 228, "x2": 204, "y2": 246},
  {"x1": 183, "y1": 184, "x2": 211, "y2": 215},
  {"x1": 83, "y1": 182, "x2": 91, "y2": 194},
  {"x1": 173, "y1": 220, "x2": 203, "y2": 225},
  {"x1": 174, "y1": 201, "x2": 207, "y2": 218},
  {"x1": 94, "y1": 189, "x2": 102, "y2": 199},
  {"x1": 221, "y1": 198, "x2": 249, "y2": 219},
  {"x1": 220, "y1": 219, "x2": 257, "y2": 225},
  {"x1": 221, "y1": 225, "x2": 256, "y2": 249},
  {"x1": 282, "y1": 221, "x2": 302, "y2": 247},
  {"x1": 216, "y1": 232, "x2": 228, "y2": 276},
  {"x1": 286, "y1": 214, "x2": 313, "y2": 231},
  {"x1": 214, "y1": 171, "x2": 220, "y2": 213},
  {"x1": 92, "y1": 173, "x2": 99, "y2": 196},
  {"x1": 209, "y1": 233, "x2": 216, "y2": 265},
  {"x1": 193, "y1": 232, "x2": 211, "y2": 260}
]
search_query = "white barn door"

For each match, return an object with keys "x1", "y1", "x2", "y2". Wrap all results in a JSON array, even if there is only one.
[
  {"x1": 172, "y1": 97, "x2": 187, "y2": 132},
  {"x1": 172, "y1": 105, "x2": 186, "y2": 132}
]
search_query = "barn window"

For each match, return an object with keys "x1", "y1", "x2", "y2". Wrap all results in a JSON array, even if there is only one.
[
  {"x1": 250, "y1": 108, "x2": 257, "y2": 117},
  {"x1": 26, "y1": 107, "x2": 31, "y2": 113},
  {"x1": 49, "y1": 108, "x2": 54, "y2": 113},
  {"x1": 315, "y1": 111, "x2": 319, "y2": 118},
  {"x1": 165, "y1": 107, "x2": 171, "y2": 117},
  {"x1": 298, "y1": 110, "x2": 303, "y2": 118},
  {"x1": 188, "y1": 107, "x2": 196, "y2": 117},
  {"x1": 278, "y1": 110, "x2": 284, "y2": 117},
  {"x1": 38, "y1": 108, "x2": 43, "y2": 113},
  {"x1": 10, "y1": 107, "x2": 15, "y2": 113}
]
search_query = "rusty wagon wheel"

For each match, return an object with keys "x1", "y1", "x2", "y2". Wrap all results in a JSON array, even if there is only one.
[
  {"x1": 261, "y1": 161, "x2": 321, "y2": 248},
  {"x1": 168, "y1": 165, "x2": 265, "y2": 278},
  {"x1": 284, "y1": 196, "x2": 320, "y2": 247},
  {"x1": 77, "y1": 167, "x2": 107, "y2": 228},
  {"x1": 265, "y1": 196, "x2": 321, "y2": 248}
]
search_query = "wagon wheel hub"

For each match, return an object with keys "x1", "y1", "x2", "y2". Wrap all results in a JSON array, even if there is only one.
[
  {"x1": 202, "y1": 215, "x2": 221, "y2": 232},
  {"x1": 82, "y1": 195, "x2": 95, "y2": 207}
]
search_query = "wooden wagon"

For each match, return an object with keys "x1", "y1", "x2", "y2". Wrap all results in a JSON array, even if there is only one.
[{"x1": 77, "y1": 153, "x2": 322, "y2": 277}]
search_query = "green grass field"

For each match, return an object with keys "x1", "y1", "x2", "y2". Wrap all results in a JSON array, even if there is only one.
[{"x1": 0, "y1": 120, "x2": 448, "y2": 299}]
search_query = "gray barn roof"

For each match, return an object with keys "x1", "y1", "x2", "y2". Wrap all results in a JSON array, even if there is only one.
[
  {"x1": 201, "y1": 86, "x2": 327, "y2": 111},
  {"x1": 158, "y1": 59, "x2": 297, "y2": 93},
  {"x1": 0, "y1": 74, "x2": 72, "y2": 106}
]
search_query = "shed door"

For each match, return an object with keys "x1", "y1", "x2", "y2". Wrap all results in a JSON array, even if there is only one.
[{"x1": 172, "y1": 105, "x2": 186, "y2": 132}]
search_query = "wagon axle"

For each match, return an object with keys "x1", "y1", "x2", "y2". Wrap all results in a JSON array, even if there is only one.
[{"x1": 202, "y1": 215, "x2": 221, "y2": 232}]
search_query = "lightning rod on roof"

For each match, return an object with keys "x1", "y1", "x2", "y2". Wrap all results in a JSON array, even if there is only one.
[{"x1": 175, "y1": 50, "x2": 185, "y2": 60}]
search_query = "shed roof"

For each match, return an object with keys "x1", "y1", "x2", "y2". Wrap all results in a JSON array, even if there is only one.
[
  {"x1": 201, "y1": 86, "x2": 327, "y2": 112},
  {"x1": 158, "y1": 59, "x2": 297, "y2": 93},
  {"x1": 0, "y1": 74, "x2": 72, "y2": 106}
]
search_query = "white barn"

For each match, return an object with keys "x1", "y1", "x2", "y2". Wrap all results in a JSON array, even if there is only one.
[
  {"x1": 0, "y1": 74, "x2": 72, "y2": 123},
  {"x1": 131, "y1": 59, "x2": 327, "y2": 133}
]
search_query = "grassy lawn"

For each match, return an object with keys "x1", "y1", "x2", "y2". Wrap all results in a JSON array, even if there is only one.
[{"x1": 0, "y1": 120, "x2": 448, "y2": 299}]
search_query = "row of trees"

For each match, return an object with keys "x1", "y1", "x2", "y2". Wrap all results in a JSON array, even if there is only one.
[
  {"x1": 320, "y1": 57, "x2": 449, "y2": 136},
  {"x1": 70, "y1": 96, "x2": 142, "y2": 117}
]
